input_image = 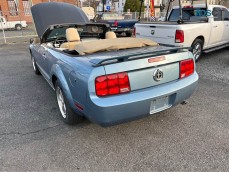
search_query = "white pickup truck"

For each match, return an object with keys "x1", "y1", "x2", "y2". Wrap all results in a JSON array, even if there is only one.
[
  {"x1": 135, "y1": 4, "x2": 229, "y2": 61},
  {"x1": 0, "y1": 16, "x2": 27, "y2": 31}
]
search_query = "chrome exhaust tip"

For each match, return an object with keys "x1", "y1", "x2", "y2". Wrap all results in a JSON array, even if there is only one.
[{"x1": 181, "y1": 100, "x2": 188, "y2": 105}]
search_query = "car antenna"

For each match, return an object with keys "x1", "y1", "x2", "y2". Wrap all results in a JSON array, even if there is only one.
[{"x1": 138, "y1": 0, "x2": 144, "y2": 21}]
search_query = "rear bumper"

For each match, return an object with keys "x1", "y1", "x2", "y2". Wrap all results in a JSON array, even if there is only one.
[{"x1": 84, "y1": 72, "x2": 198, "y2": 126}]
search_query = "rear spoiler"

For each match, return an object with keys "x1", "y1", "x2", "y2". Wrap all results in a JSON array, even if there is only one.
[{"x1": 92, "y1": 47, "x2": 191, "y2": 67}]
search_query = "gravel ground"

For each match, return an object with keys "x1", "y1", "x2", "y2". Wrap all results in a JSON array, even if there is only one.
[
  {"x1": 0, "y1": 44, "x2": 228, "y2": 171},
  {"x1": 0, "y1": 26, "x2": 37, "y2": 44}
]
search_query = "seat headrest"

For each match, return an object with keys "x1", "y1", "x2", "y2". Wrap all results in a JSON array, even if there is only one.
[
  {"x1": 105, "y1": 31, "x2": 117, "y2": 39},
  {"x1": 66, "y1": 28, "x2": 80, "y2": 42}
]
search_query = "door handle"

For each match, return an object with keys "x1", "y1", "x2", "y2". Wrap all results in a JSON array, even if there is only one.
[
  {"x1": 213, "y1": 25, "x2": 218, "y2": 28},
  {"x1": 42, "y1": 53, "x2": 46, "y2": 58}
]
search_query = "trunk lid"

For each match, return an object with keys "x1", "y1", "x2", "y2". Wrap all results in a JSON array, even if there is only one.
[{"x1": 88, "y1": 46, "x2": 193, "y2": 91}]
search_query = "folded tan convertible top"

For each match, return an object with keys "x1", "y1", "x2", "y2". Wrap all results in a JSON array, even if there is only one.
[{"x1": 74, "y1": 38, "x2": 159, "y2": 55}]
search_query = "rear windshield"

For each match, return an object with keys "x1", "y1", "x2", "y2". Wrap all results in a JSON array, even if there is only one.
[{"x1": 169, "y1": 8, "x2": 207, "y2": 21}]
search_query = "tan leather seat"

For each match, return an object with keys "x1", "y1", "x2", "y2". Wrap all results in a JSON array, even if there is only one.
[
  {"x1": 60, "y1": 28, "x2": 81, "y2": 50},
  {"x1": 105, "y1": 31, "x2": 117, "y2": 39}
]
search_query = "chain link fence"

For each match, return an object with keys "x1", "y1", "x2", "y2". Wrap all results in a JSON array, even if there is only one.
[
  {"x1": 0, "y1": 10, "x2": 37, "y2": 44},
  {"x1": 96, "y1": 11, "x2": 167, "y2": 21}
]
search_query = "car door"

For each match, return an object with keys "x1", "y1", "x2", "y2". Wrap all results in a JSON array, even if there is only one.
[
  {"x1": 222, "y1": 8, "x2": 229, "y2": 43},
  {"x1": 209, "y1": 7, "x2": 225, "y2": 46},
  {"x1": 0, "y1": 17, "x2": 7, "y2": 29},
  {"x1": 38, "y1": 44, "x2": 51, "y2": 80}
]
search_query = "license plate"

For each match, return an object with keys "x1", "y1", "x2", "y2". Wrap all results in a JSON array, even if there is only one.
[{"x1": 150, "y1": 96, "x2": 172, "y2": 114}]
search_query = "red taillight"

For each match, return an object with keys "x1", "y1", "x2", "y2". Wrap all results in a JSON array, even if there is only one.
[
  {"x1": 180, "y1": 59, "x2": 194, "y2": 79},
  {"x1": 175, "y1": 30, "x2": 184, "y2": 43},
  {"x1": 114, "y1": 20, "x2": 118, "y2": 27},
  {"x1": 95, "y1": 72, "x2": 131, "y2": 97}
]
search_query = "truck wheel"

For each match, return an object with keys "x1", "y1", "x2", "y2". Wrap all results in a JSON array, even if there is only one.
[
  {"x1": 126, "y1": 32, "x2": 132, "y2": 37},
  {"x1": 31, "y1": 55, "x2": 40, "y2": 75},
  {"x1": 55, "y1": 80, "x2": 83, "y2": 125},
  {"x1": 15, "y1": 24, "x2": 22, "y2": 31},
  {"x1": 191, "y1": 39, "x2": 203, "y2": 61}
]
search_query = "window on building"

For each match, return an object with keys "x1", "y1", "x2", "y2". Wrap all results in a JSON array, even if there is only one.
[
  {"x1": 23, "y1": 0, "x2": 31, "y2": 15},
  {"x1": 8, "y1": 0, "x2": 18, "y2": 16}
]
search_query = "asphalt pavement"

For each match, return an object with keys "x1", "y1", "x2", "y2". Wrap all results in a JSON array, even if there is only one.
[{"x1": 0, "y1": 44, "x2": 229, "y2": 171}]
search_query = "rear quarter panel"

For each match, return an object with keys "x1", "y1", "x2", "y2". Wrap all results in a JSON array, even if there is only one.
[
  {"x1": 50, "y1": 52, "x2": 106, "y2": 113},
  {"x1": 176, "y1": 23, "x2": 211, "y2": 49}
]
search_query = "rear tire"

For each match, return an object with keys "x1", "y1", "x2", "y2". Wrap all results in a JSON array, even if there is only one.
[
  {"x1": 15, "y1": 24, "x2": 22, "y2": 31},
  {"x1": 55, "y1": 80, "x2": 83, "y2": 125},
  {"x1": 191, "y1": 39, "x2": 203, "y2": 62}
]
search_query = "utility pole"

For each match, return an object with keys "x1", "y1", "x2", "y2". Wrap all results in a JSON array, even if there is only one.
[
  {"x1": 102, "y1": 0, "x2": 105, "y2": 12},
  {"x1": 139, "y1": 0, "x2": 144, "y2": 21},
  {"x1": 0, "y1": 18, "x2": 6, "y2": 44}
]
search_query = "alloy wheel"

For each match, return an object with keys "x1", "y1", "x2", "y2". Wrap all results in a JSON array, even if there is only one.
[
  {"x1": 193, "y1": 43, "x2": 202, "y2": 61},
  {"x1": 56, "y1": 87, "x2": 67, "y2": 119}
]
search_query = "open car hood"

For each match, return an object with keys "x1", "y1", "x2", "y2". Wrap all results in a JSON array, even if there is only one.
[{"x1": 31, "y1": 2, "x2": 89, "y2": 39}]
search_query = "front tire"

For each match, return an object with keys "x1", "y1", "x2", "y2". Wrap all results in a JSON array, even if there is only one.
[
  {"x1": 191, "y1": 39, "x2": 203, "y2": 62},
  {"x1": 15, "y1": 24, "x2": 22, "y2": 31},
  {"x1": 31, "y1": 56, "x2": 40, "y2": 75},
  {"x1": 55, "y1": 80, "x2": 83, "y2": 125}
]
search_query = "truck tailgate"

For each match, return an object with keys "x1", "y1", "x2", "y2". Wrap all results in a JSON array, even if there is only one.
[{"x1": 135, "y1": 23, "x2": 178, "y2": 45}]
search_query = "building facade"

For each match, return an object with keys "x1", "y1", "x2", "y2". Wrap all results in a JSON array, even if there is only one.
[{"x1": 0, "y1": 0, "x2": 78, "y2": 23}]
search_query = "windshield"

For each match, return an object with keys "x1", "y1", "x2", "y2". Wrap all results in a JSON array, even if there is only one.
[
  {"x1": 46, "y1": 24, "x2": 106, "y2": 42},
  {"x1": 47, "y1": 28, "x2": 66, "y2": 40},
  {"x1": 169, "y1": 8, "x2": 207, "y2": 21}
]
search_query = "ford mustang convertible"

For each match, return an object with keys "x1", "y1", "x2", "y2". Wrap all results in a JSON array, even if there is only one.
[{"x1": 29, "y1": 2, "x2": 198, "y2": 126}]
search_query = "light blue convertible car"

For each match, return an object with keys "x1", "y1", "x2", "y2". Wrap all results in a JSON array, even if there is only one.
[{"x1": 29, "y1": 2, "x2": 198, "y2": 126}]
